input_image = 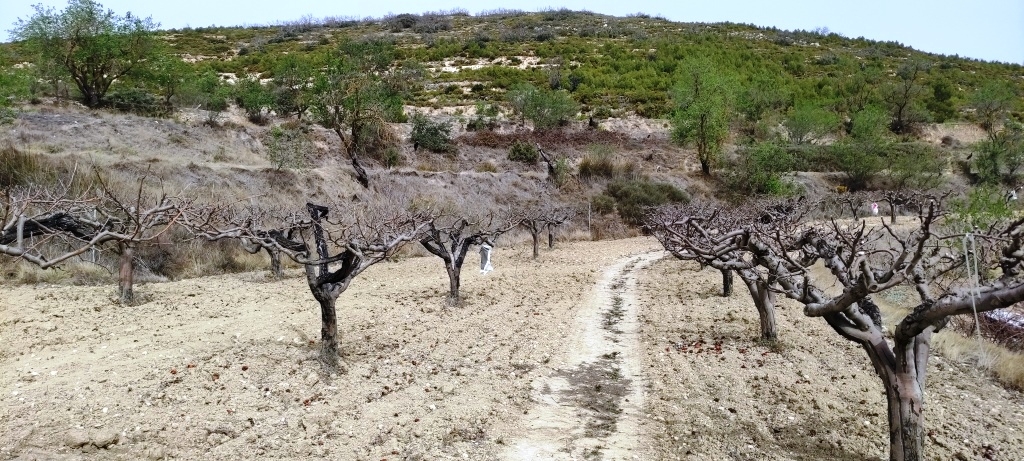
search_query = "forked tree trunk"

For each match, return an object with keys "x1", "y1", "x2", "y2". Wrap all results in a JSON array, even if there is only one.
[
  {"x1": 306, "y1": 203, "x2": 347, "y2": 368},
  {"x1": 316, "y1": 290, "x2": 339, "y2": 364},
  {"x1": 446, "y1": 262, "x2": 462, "y2": 302},
  {"x1": 721, "y1": 269, "x2": 733, "y2": 297},
  {"x1": 268, "y1": 248, "x2": 282, "y2": 278},
  {"x1": 863, "y1": 331, "x2": 932, "y2": 461},
  {"x1": 118, "y1": 243, "x2": 135, "y2": 304},
  {"x1": 739, "y1": 272, "x2": 778, "y2": 342}
]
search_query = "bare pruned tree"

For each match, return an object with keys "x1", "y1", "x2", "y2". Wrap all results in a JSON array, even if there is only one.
[
  {"x1": 653, "y1": 194, "x2": 1024, "y2": 460},
  {"x1": 1, "y1": 175, "x2": 183, "y2": 303},
  {"x1": 185, "y1": 198, "x2": 428, "y2": 368},
  {"x1": 184, "y1": 204, "x2": 308, "y2": 278},
  {"x1": 520, "y1": 201, "x2": 576, "y2": 259},
  {"x1": 421, "y1": 208, "x2": 520, "y2": 303},
  {"x1": 647, "y1": 202, "x2": 785, "y2": 342}
]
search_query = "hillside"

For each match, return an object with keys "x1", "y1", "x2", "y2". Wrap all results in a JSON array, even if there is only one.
[{"x1": 3, "y1": 8, "x2": 1024, "y2": 461}]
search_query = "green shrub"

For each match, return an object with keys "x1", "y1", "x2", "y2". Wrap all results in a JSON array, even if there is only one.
[
  {"x1": 723, "y1": 142, "x2": 800, "y2": 196},
  {"x1": 233, "y1": 76, "x2": 274, "y2": 125},
  {"x1": 507, "y1": 82, "x2": 579, "y2": 130},
  {"x1": 605, "y1": 178, "x2": 689, "y2": 225},
  {"x1": 507, "y1": 140, "x2": 539, "y2": 163},
  {"x1": 552, "y1": 158, "x2": 571, "y2": 187},
  {"x1": 106, "y1": 87, "x2": 166, "y2": 116},
  {"x1": 410, "y1": 113, "x2": 456, "y2": 154},
  {"x1": 591, "y1": 194, "x2": 616, "y2": 214},
  {"x1": 376, "y1": 147, "x2": 402, "y2": 169}
]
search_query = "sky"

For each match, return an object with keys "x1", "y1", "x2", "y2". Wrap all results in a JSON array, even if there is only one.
[{"x1": 2, "y1": 0, "x2": 1022, "y2": 64}]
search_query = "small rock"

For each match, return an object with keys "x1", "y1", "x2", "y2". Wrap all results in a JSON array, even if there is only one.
[
  {"x1": 144, "y1": 445, "x2": 166, "y2": 460},
  {"x1": 65, "y1": 429, "x2": 90, "y2": 448},
  {"x1": 91, "y1": 429, "x2": 120, "y2": 448}
]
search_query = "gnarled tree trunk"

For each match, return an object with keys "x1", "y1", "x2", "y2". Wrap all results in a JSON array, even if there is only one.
[
  {"x1": 117, "y1": 242, "x2": 135, "y2": 304},
  {"x1": 862, "y1": 330, "x2": 933, "y2": 461},
  {"x1": 547, "y1": 223, "x2": 555, "y2": 249},
  {"x1": 721, "y1": 268, "x2": 733, "y2": 297},
  {"x1": 446, "y1": 261, "x2": 462, "y2": 302},
  {"x1": 738, "y1": 271, "x2": 778, "y2": 342},
  {"x1": 269, "y1": 248, "x2": 282, "y2": 278}
]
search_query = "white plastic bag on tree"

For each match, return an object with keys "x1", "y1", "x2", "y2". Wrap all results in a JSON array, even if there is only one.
[{"x1": 479, "y1": 242, "x2": 494, "y2": 274}]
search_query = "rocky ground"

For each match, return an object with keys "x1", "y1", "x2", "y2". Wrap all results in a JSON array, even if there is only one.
[{"x1": 2, "y1": 237, "x2": 1023, "y2": 461}]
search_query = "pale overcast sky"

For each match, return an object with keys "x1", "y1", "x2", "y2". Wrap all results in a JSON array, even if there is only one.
[{"x1": 2, "y1": 0, "x2": 1022, "y2": 64}]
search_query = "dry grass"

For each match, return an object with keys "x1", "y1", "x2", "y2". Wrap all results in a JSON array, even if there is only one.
[
  {"x1": 876, "y1": 289, "x2": 1024, "y2": 390},
  {"x1": 931, "y1": 328, "x2": 1024, "y2": 390},
  {"x1": 1, "y1": 261, "x2": 111, "y2": 285}
]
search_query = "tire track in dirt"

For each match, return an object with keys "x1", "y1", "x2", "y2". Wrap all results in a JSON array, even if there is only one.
[{"x1": 504, "y1": 250, "x2": 665, "y2": 460}]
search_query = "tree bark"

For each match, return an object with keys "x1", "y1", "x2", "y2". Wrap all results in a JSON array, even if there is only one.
[
  {"x1": 739, "y1": 272, "x2": 778, "y2": 342},
  {"x1": 890, "y1": 202, "x2": 898, "y2": 224},
  {"x1": 721, "y1": 269, "x2": 733, "y2": 297},
  {"x1": 863, "y1": 332, "x2": 930, "y2": 461},
  {"x1": 446, "y1": 263, "x2": 461, "y2": 303},
  {"x1": 531, "y1": 230, "x2": 540, "y2": 259},
  {"x1": 318, "y1": 293, "x2": 339, "y2": 366},
  {"x1": 269, "y1": 248, "x2": 282, "y2": 278},
  {"x1": 117, "y1": 243, "x2": 135, "y2": 304},
  {"x1": 350, "y1": 155, "x2": 369, "y2": 189},
  {"x1": 547, "y1": 224, "x2": 555, "y2": 249}
]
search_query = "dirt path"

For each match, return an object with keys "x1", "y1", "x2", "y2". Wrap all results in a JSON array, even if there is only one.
[{"x1": 504, "y1": 251, "x2": 665, "y2": 460}]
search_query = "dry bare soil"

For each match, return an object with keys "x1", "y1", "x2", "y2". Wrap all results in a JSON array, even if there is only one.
[{"x1": 2, "y1": 238, "x2": 1023, "y2": 460}]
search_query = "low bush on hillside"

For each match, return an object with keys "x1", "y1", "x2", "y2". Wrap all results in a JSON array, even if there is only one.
[
  {"x1": 411, "y1": 114, "x2": 456, "y2": 154},
  {"x1": 507, "y1": 141, "x2": 538, "y2": 163},
  {"x1": 106, "y1": 88, "x2": 167, "y2": 117},
  {"x1": 458, "y1": 130, "x2": 631, "y2": 149},
  {"x1": 597, "y1": 178, "x2": 689, "y2": 225}
]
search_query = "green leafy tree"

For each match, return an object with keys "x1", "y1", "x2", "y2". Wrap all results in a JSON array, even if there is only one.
[
  {"x1": 307, "y1": 39, "x2": 408, "y2": 188},
  {"x1": 834, "y1": 106, "x2": 889, "y2": 190},
  {"x1": 233, "y1": 75, "x2": 274, "y2": 124},
  {"x1": 271, "y1": 54, "x2": 314, "y2": 119},
  {"x1": 506, "y1": 83, "x2": 578, "y2": 130},
  {"x1": 969, "y1": 81, "x2": 1017, "y2": 139},
  {"x1": 973, "y1": 121, "x2": 1024, "y2": 185},
  {"x1": 141, "y1": 48, "x2": 188, "y2": 106},
  {"x1": 784, "y1": 103, "x2": 838, "y2": 145},
  {"x1": 725, "y1": 141, "x2": 798, "y2": 196},
  {"x1": 882, "y1": 60, "x2": 930, "y2": 134},
  {"x1": 670, "y1": 58, "x2": 735, "y2": 175},
  {"x1": 410, "y1": 113, "x2": 455, "y2": 153},
  {"x1": 884, "y1": 143, "x2": 946, "y2": 191},
  {"x1": 10, "y1": 0, "x2": 159, "y2": 108},
  {"x1": 925, "y1": 78, "x2": 956, "y2": 123},
  {"x1": 177, "y1": 71, "x2": 229, "y2": 124}
]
